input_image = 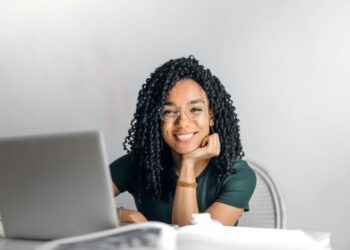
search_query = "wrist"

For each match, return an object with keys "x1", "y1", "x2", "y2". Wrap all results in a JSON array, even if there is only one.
[
  {"x1": 178, "y1": 162, "x2": 195, "y2": 180},
  {"x1": 176, "y1": 180, "x2": 197, "y2": 188},
  {"x1": 180, "y1": 158, "x2": 195, "y2": 169},
  {"x1": 117, "y1": 207, "x2": 124, "y2": 223}
]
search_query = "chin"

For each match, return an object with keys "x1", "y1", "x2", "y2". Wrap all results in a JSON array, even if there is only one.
[{"x1": 172, "y1": 144, "x2": 199, "y2": 155}]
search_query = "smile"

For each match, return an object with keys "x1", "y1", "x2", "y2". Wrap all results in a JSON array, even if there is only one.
[{"x1": 174, "y1": 132, "x2": 197, "y2": 142}]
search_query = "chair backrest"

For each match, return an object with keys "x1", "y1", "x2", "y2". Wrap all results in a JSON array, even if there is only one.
[{"x1": 238, "y1": 160, "x2": 287, "y2": 229}]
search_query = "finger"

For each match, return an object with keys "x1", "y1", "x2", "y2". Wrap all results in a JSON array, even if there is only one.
[
  {"x1": 186, "y1": 146, "x2": 209, "y2": 161},
  {"x1": 201, "y1": 136, "x2": 209, "y2": 147},
  {"x1": 206, "y1": 134, "x2": 217, "y2": 155},
  {"x1": 214, "y1": 133, "x2": 221, "y2": 155},
  {"x1": 209, "y1": 133, "x2": 220, "y2": 156}
]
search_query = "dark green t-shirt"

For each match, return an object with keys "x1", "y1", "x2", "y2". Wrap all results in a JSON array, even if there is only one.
[{"x1": 110, "y1": 154, "x2": 256, "y2": 224}]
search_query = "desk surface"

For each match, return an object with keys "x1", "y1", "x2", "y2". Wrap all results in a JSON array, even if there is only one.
[
  {"x1": 0, "y1": 233, "x2": 332, "y2": 250},
  {"x1": 0, "y1": 223, "x2": 331, "y2": 250}
]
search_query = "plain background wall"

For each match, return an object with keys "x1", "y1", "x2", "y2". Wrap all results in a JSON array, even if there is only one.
[{"x1": 0, "y1": 0, "x2": 349, "y2": 248}]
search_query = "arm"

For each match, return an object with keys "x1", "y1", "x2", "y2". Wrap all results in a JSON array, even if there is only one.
[
  {"x1": 172, "y1": 133, "x2": 220, "y2": 226},
  {"x1": 206, "y1": 202, "x2": 243, "y2": 226},
  {"x1": 110, "y1": 155, "x2": 148, "y2": 223},
  {"x1": 208, "y1": 160, "x2": 257, "y2": 226},
  {"x1": 172, "y1": 161, "x2": 199, "y2": 226},
  {"x1": 112, "y1": 182, "x2": 120, "y2": 196},
  {"x1": 172, "y1": 176, "x2": 244, "y2": 226},
  {"x1": 172, "y1": 134, "x2": 247, "y2": 226},
  {"x1": 112, "y1": 182, "x2": 148, "y2": 223}
]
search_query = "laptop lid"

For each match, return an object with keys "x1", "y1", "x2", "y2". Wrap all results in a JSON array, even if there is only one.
[{"x1": 0, "y1": 131, "x2": 119, "y2": 240}]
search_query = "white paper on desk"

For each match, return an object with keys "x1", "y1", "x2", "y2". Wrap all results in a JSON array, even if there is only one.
[
  {"x1": 36, "y1": 222, "x2": 176, "y2": 250},
  {"x1": 33, "y1": 222, "x2": 328, "y2": 250},
  {"x1": 177, "y1": 225, "x2": 324, "y2": 250}
]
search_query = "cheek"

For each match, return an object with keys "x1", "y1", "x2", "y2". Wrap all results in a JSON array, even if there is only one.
[
  {"x1": 196, "y1": 116, "x2": 211, "y2": 131},
  {"x1": 160, "y1": 123, "x2": 172, "y2": 141}
]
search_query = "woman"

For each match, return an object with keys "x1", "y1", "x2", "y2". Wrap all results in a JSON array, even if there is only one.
[{"x1": 110, "y1": 56, "x2": 256, "y2": 226}]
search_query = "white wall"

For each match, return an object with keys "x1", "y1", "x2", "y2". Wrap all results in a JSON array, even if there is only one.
[{"x1": 1, "y1": 0, "x2": 349, "y2": 248}]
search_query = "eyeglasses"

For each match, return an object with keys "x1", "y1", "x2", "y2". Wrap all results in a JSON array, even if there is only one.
[{"x1": 159, "y1": 101, "x2": 208, "y2": 122}]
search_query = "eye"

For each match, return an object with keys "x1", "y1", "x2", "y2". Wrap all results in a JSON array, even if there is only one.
[
  {"x1": 162, "y1": 109, "x2": 178, "y2": 116},
  {"x1": 190, "y1": 107, "x2": 203, "y2": 113}
]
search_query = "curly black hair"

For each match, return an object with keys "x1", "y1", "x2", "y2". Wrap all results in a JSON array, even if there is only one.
[{"x1": 123, "y1": 56, "x2": 244, "y2": 201}]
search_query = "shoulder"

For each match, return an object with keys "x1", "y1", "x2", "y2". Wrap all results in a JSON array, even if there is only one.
[
  {"x1": 222, "y1": 159, "x2": 257, "y2": 190},
  {"x1": 109, "y1": 153, "x2": 137, "y2": 193},
  {"x1": 110, "y1": 153, "x2": 134, "y2": 168},
  {"x1": 214, "y1": 159, "x2": 257, "y2": 210},
  {"x1": 232, "y1": 160, "x2": 256, "y2": 177}
]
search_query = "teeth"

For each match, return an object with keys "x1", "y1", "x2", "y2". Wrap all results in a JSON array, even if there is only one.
[{"x1": 175, "y1": 133, "x2": 195, "y2": 140}]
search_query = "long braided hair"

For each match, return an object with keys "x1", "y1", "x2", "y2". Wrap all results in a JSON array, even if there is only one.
[{"x1": 123, "y1": 56, "x2": 243, "y2": 201}]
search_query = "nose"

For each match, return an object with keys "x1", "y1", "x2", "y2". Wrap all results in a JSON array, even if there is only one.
[{"x1": 175, "y1": 109, "x2": 191, "y2": 126}]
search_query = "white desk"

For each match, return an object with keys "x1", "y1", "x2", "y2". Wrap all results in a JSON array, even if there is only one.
[
  {"x1": 0, "y1": 233, "x2": 332, "y2": 250},
  {"x1": 0, "y1": 222, "x2": 331, "y2": 250}
]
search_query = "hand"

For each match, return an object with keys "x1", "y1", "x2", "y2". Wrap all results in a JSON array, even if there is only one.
[
  {"x1": 119, "y1": 208, "x2": 148, "y2": 223},
  {"x1": 182, "y1": 133, "x2": 221, "y2": 167}
]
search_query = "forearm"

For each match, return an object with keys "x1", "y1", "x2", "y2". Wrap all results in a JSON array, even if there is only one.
[{"x1": 172, "y1": 164, "x2": 199, "y2": 226}]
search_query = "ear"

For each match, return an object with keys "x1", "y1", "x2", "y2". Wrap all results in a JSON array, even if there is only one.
[{"x1": 209, "y1": 110, "x2": 214, "y2": 127}]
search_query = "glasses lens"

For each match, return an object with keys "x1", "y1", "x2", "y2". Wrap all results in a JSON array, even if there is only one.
[
  {"x1": 160, "y1": 106, "x2": 178, "y2": 121},
  {"x1": 186, "y1": 103, "x2": 206, "y2": 120}
]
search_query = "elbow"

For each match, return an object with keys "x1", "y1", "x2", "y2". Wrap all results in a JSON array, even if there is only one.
[{"x1": 172, "y1": 215, "x2": 192, "y2": 227}]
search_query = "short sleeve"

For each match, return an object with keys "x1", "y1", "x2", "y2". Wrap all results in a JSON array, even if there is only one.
[
  {"x1": 109, "y1": 154, "x2": 135, "y2": 194},
  {"x1": 216, "y1": 160, "x2": 256, "y2": 211}
]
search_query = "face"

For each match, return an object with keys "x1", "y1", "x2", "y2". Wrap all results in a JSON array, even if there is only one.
[{"x1": 160, "y1": 79, "x2": 214, "y2": 155}]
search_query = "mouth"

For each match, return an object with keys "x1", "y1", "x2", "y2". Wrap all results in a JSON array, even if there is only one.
[{"x1": 173, "y1": 132, "x2": 198, "y2": 142}]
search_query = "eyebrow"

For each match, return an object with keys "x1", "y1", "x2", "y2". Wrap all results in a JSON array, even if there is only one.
[{"x1": 164, "y1": 99, "x2": 205, "y2": 106}]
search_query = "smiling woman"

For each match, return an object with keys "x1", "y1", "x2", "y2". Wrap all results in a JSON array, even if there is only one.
[
  {"x1": 110, "y1": 56, "x2": 256, "y2": 226},
  {"x1": 160, "y1": 80, "x2": 213, "y2": 156}
]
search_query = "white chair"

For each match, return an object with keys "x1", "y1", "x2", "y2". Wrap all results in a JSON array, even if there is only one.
[{"x1": 238, "y1": 160, "x2": 287, "y2": 229}]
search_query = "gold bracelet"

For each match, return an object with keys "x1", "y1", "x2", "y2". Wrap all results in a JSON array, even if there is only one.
[{"x1": 176, "y1": 180, "x2": 197, "y2": 188}]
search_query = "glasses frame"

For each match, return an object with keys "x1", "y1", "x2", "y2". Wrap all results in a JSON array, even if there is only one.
[{"x1": 159, "y1": 102, "x2": 210, "y2": 122}]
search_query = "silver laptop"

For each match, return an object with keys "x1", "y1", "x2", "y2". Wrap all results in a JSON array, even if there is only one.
[{"x1": 0, "y1": 131, "x2": 119, "y2": 240}]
